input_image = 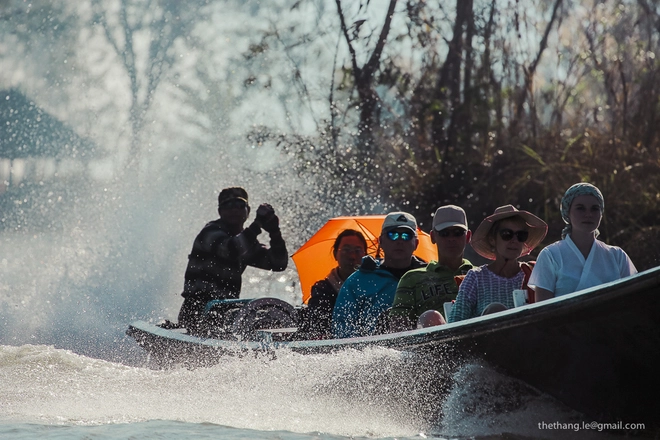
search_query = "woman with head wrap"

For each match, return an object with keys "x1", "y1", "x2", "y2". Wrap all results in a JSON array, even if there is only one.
[{"x1": 529, "y1": 183, "x2": 637, "y2": 302}]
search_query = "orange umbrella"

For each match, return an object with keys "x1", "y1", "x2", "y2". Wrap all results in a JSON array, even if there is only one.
[{"x1": 292, "y1": 216, "x2": 438, "y2": 304}]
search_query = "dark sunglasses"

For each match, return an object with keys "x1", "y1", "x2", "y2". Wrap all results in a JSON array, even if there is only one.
[
  {"x1": 386, "y1": 230, "x2": 414, "y2": 241},
  {"x1": 498, "y1": 228, "x2": 529, "y2": 243},
  {"x1": 437, "y1": 228, "x2": 466, "y2": 238},
  {"x1": 219, "y1": 200, "x2": 247, "y2": 210},
  {"x1": 338, "y1": 247, "x2": 365, "y2": 256}
]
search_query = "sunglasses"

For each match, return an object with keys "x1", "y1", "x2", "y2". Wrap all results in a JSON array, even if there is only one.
[
  {"x1": 219, "y1": 200, "x2": 247, "y2": 210},
  {"x1": 498, "y1": 228, "x2": 529, "y2": 243},
  {"x1": 437, "y1": 228, "x2": 466, "y2": 238},
  {"x1": 338, "y1": 247, "x2": 365, "y2": 256},
  {"x1": 386, "y1": 230, "x2": 414, "y2": 241}
]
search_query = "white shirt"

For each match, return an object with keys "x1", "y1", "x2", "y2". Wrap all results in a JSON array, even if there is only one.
[{"x1": 528, "y1": 235, "x2": 637, "y2": 297}]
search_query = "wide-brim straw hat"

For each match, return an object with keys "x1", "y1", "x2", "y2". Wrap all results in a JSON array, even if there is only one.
[{"x1": 471, "y1": 205, "x2": 548, "y2": 260}]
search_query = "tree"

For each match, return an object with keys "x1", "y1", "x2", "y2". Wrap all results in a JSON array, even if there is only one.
[
  {"x1": 90, "y1": 0, "x2": 204, "y2": 174},
  {"x1": 335, "y1": 0, "x2": 397, "y2": 153}
]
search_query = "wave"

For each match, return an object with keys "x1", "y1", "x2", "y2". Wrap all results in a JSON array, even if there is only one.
[{"x1": 1, "y1": 344, "x2": 617, "y2": 439}]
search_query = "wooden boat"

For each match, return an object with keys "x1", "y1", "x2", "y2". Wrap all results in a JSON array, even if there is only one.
[{"x1": 127, "y1": 265, "x2": 660, "y2": 432}]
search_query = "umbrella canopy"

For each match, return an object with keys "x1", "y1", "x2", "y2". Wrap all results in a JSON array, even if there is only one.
[{"x1": 292, "y1": 215, "x2": 438, "y2": 304}]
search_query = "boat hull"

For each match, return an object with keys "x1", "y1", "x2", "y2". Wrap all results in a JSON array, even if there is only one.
[{"x1": 127, "y1": 266, "x2": 660, "y2": 432}]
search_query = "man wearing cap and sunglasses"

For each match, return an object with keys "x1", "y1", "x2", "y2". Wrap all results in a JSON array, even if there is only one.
[
  {"x1": 389, "y1": 205, "x2": 474, "y2": 332},
  {"x1": 177, "y1": 187, "x2": 288, "y2": 331},
  {"x1": 332, "y1": 211, "x2": 427, "y2": 339}
]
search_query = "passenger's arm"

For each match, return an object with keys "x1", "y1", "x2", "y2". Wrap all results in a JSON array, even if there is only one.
[
  {"x1": 332, "y1": 282, "x2": 359, "y2": 338},
  {"x1": 212, "y1": 221, "x2": 262, "y2": 260},
  {"x1": 258, "y1": 229, "x2": 288, "y2": 271},
  {"x1": 389, "y1": 274, "x2": 416, "y2": 332},
  {"x1": 534, "y1": 287, "x2": 555, "y2": 302},
  {"x1": 307, "y1": 282, "x2": 333, "y2": 323},
  {"x1": 220, "y1": 225, "x2": 287, "y2": 272},
  {"x1": 618, "y1": 249, "x2": 637, "y2": 277},
  {"x1": 245, "y1": 205, "x2": 288, "y2": 271},
  {"x1": 448, "y1": 272, "x2": 477, "y2": 323}
]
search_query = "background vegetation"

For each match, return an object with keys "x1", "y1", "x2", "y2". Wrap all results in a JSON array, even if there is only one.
[
  {"x1": 2, "y1": 0, "x2": 659, "y2": 270},
  {"x1": 245, "y1": 0, "x2": 660, "y2": 269}
]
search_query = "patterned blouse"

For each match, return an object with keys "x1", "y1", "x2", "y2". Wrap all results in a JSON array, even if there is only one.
[{"x1": 448, "y1": 264, "x2": 525, "y2": 322}]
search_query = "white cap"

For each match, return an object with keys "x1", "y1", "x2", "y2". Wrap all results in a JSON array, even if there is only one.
[
  {"x1": 432, "y1": 205, "x2": 468, "y2": 231},
  {"x1": 381, "y1": 211, "x2": 418, "y2": 234}
]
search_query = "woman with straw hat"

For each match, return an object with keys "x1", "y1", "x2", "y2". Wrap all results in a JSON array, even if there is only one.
[
  {"x1": 448, "y1": 205, "x2": 548, "y2": 322},
  {"x1": 529, "y1": 183, "x2": 637, "y2": 301}
]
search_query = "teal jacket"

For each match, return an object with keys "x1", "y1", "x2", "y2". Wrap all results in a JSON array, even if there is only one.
[{"x1": 332, "y1": 255, "x2": 426, "y2": 339}]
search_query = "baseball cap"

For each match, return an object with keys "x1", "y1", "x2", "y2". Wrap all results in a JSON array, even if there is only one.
[
  {"x1": 218, "y1": 187, "x2": 248, "y2": 207},
  {"x1": 432, "y1": 205, "x2": 468, "y2": 231},
  {"x1": 381, "y1": 211, "x2": 418, "y2": 234}
]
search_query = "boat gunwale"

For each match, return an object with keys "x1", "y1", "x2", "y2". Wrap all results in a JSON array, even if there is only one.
[{"x1": 127, "y1": 265, "x2": 660, "y2": 353}]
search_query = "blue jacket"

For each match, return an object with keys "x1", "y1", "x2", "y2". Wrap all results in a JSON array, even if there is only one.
[{"x1": 332, "y1": 256, "x2": 426, "y2": 338}]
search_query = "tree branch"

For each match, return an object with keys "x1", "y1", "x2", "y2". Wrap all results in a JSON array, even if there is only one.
[
  {"x1": 514, "y1": 0, "x2": 564, "y2": 125},
  {"x1": 335, "y1": 0, "x2": 360, "y2": 77},
  {"x1": 362, "y1": 0, "x2": 397, "y2": 82}
]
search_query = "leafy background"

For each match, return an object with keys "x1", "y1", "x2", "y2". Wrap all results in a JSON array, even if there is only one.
[{"x1": 1, "y1": 0, "x2": 659, "y2": 272}]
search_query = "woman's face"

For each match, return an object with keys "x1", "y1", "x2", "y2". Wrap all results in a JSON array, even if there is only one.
[
  {"x1": 491, "y1": 219, "x2": 528, "y2": 260},
  {"x1": 568, "y1": 194, "x2": 602, "y2": 235},
  {"x1": 335, "y1": 235, "x2": 366, "y2": 273}
]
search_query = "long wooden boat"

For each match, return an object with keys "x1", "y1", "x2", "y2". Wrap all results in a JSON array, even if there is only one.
[{"x1": 127, "y1": 265, "x2": 660, "y2": 432}]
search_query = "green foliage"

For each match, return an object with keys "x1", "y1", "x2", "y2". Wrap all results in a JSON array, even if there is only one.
[{"x1": 243, "y1": 0, "x2": 660, "y2": 269}]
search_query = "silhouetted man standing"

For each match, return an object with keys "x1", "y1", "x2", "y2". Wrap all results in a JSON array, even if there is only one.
[{"x1": 177, "y1": 187, "x2": 288, "y2": 330}]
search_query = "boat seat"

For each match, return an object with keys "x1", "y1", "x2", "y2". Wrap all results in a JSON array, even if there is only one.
[
  {"x1": 231, "y1": 297, "x2": 299, "y2": 340},
  {"x1": 203, "y1": 298, "x2": 252, "y2": 333},
  {"x1": 522, "y1": 261, "x2": 536, "y2": 303}
]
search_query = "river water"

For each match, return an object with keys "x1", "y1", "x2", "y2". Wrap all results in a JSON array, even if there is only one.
[
  {"x1": 1, "y1": 342, "x2": 616, "y2": 440},
  {"x1": 0, "y1": 229, "x2": 623, "y2": 440},
  {"x1": 0, "y1": 226, "x2": 622, "y2": 439}
]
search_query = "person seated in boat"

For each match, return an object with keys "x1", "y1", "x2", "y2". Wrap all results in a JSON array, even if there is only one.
[
  {"x1": 529, "y1": 183, "x2": 637, "y2": 301},
  {"x1": 389, "y1": 205, "x2": 474, "y2": 332},
  {"x1": 177, "y1": 187, "x2": 288, "y2": 331},
  {"x1": 298, "y1": 229, "x2": 367, "y2": 339},
  {"x1": 448, "y1": 205, "x2": 547, "y2": 323},
  {"x1": 332, "y1": 212, "x2": 427, "y2": 339}
]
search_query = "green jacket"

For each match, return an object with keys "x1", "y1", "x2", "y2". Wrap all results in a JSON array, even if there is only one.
[{"x1": 390, "y1": 259, "x2": 473, "y2": 326}]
